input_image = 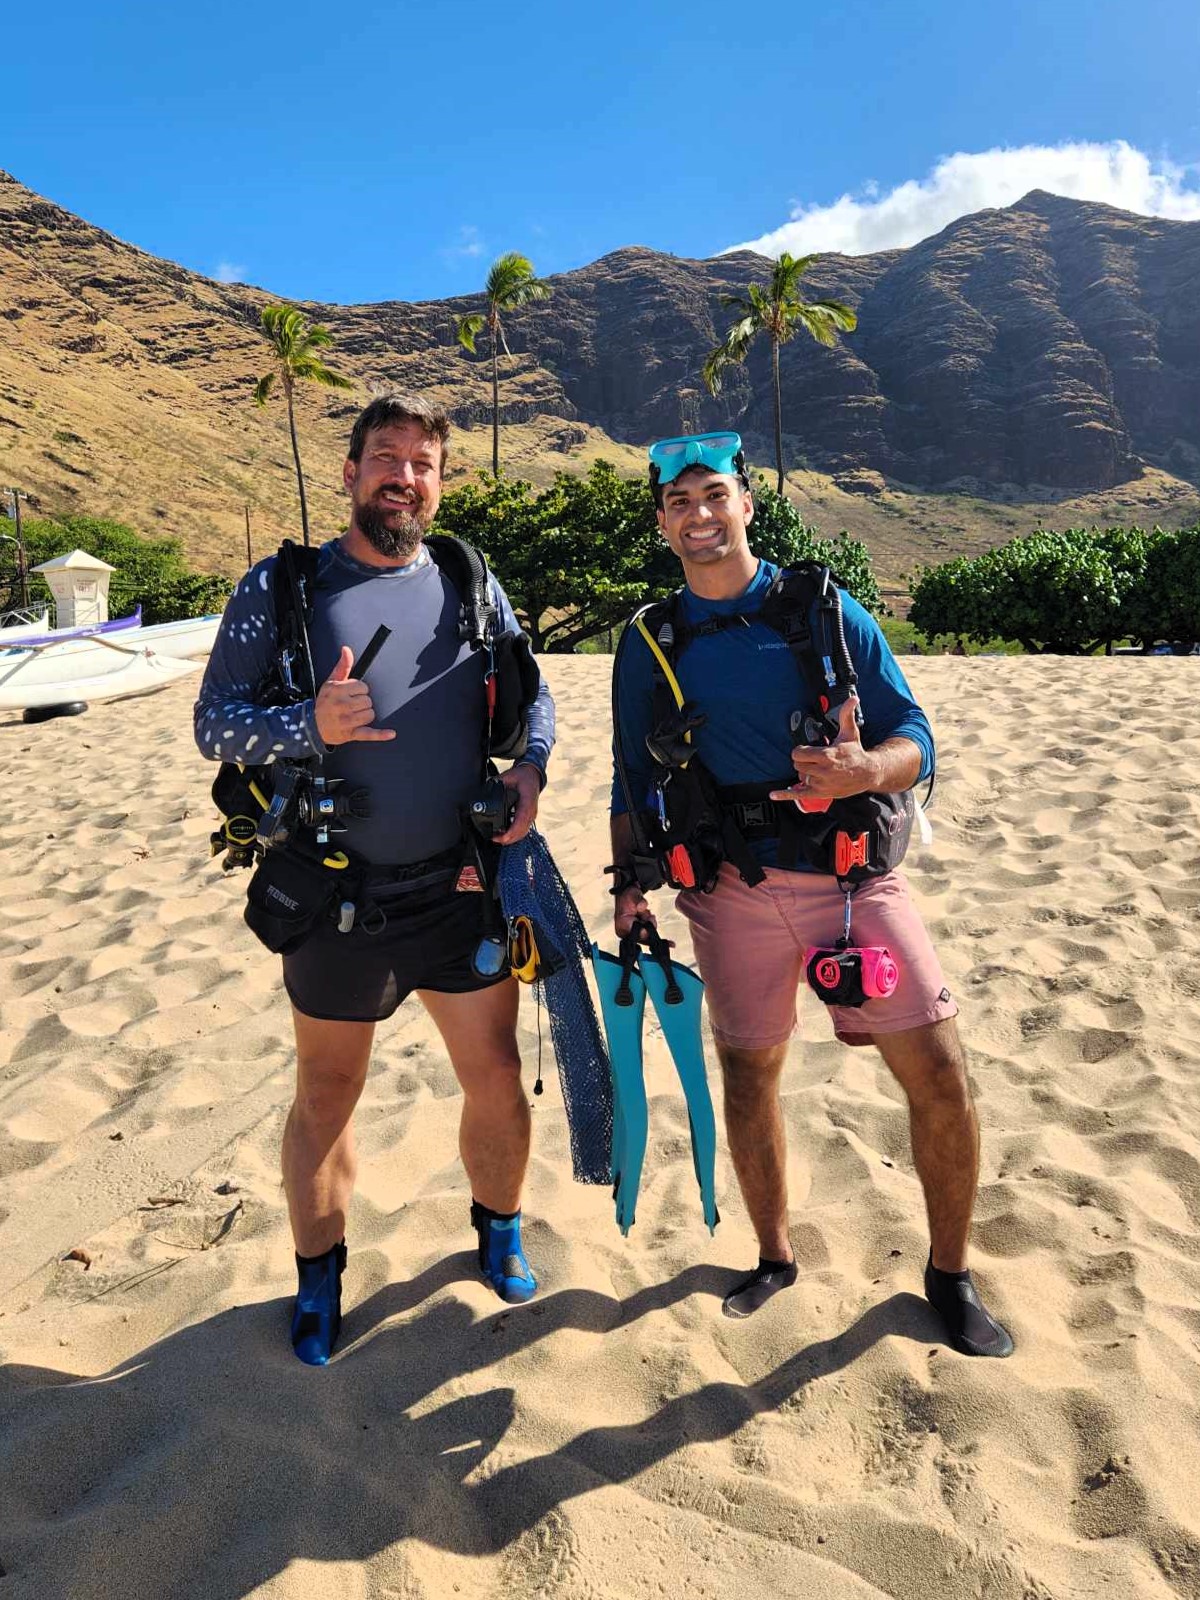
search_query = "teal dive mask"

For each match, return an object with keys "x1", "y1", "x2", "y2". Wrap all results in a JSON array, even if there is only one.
[{"x1": 648, "y1": 431, "x2": 747, "y2": 495}]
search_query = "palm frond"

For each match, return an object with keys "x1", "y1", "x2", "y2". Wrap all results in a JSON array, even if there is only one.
[
  {"x1": 702, "y1": 316, "x2": 756, "y2": 393},
  {"x1": 771, "y1": 251, "x2": 820, "y2": 298},
  {"x1": 811, "y1": 298, "x2": 858, "y2": 332},
  {"x1": 486, "y1": 251, "x2": 535, "y2": 299},
  {"x1": 788, "y1": 301, "x2": 857, "y2": 347},
  {"x1": 253, "y1": 372, "x2": 275, "y2": 407},
  {"x1": 485, "y1": 251, "x2": 550, "y2": 312},
  {"x1": 292, "y1": 358, "x2": 354, "y2": 390},
  {"x1": 260, "y1": 304, "x2": 306, "y2": 359},
  {"x1": 456, "y1": 312, "x2": 485, "y2": 353},
  {"x1": 298, "y1": 324, "x2": 335, "y2": 352},
  {"x1": 504, "y1": 278, "x2": 552, "y2": 309},
  {"x1": 701, "y1": 349, "x2": 730, "y2": 396}
]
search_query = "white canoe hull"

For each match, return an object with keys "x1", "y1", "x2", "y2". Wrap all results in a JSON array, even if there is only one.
[
  {"x1": 0, "y1": 633, "x2": 158, "y2": 688},
  {"x1": 0, "y1": 610, "x2": 51, "y2": 641},
  {"x1": 0, "y1": 650, "x2": 199, "y2": 711},
  {"x1": 134, "y1": 615, "x2": 222, "y2": 658}
]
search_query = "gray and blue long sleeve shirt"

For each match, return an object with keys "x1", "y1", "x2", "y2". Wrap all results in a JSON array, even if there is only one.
[{"x1": 195, "y1": 538, "x2": 555, "y2": 865}]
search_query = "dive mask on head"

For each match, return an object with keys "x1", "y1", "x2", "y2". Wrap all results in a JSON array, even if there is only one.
[{"x1": 648, "y1": 431, "x2": 747, "y2": 494}]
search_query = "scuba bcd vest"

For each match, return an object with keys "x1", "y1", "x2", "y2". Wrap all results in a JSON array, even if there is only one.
[
  {"x1": 209, "y1": 534, "x2": 542, "y2": 872},
  {"x1": 611, "y1": 563, "x2": 917, "y2": 894}
]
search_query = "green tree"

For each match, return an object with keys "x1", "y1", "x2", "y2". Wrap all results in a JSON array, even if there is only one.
[
  {"x1": 741, "y1": 480, "x2": 881, "y2": 613},
  {"x1": 17, "y1": 516, "x2": 233, "y2": 624},
  {"x1": 436, "y1": 463, "x2": 658, "y2": 651},
  {"x1": 455, "y1": 253, "x2": 552, "y2": 477},
  {"x1": 434, "y1": 463, "x2": 881, "y2": 650},
  {"x1": 702, "y1": 253, "x2": 857, "y2": 494},
  {"x1": 253, "y1": 304, "x2": 353, "y2": 547}
]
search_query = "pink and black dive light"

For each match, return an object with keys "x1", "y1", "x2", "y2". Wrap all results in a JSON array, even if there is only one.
[{"x1": 804, "y1": 944, "x2": 899, "y2": 1007}]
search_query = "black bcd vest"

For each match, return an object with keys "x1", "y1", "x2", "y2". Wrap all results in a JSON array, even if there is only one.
[
  {"x1": 615, "y1": 563, "x2": 916, "y2": 892},
  {"x1": 210, "y1": 534, "x2": 541, "y2": 869}
]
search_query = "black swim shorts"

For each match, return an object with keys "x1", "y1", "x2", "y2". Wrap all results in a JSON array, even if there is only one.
[{"x1": 282, "y1": 883, "x2": 510, "y2": 1022}]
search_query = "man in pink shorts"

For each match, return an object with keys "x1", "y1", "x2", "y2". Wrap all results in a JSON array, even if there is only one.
[{"x1": 607, "y1": 432, "x2": 1012, "y2": 1357}]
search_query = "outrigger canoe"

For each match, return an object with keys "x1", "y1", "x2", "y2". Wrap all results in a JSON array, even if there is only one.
[
  {"x1": 0, "y1": 609, "x2": 219, "y2": 659},
  {"x1": 0, "y1": 648, "x2": 199, "y2": 712},
  {"x1": 133, "y1": 614, "x2": 221, "y2": 658}
]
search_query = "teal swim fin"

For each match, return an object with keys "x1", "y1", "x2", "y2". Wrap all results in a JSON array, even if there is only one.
[
  {"x1": 639, "y1": 932, "x2": 720, "y2": 1234},
  {"x1": 592, "y1": 921, "x2": 719, "y2": 1235},
  {"x1": 591, "y1": 936, "x2": 648, "y2": 1235}
]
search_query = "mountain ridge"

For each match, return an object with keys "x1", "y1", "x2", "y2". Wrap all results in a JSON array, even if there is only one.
[{"x1": 1, "y1": 169, "x2": 1198, "y2": 590}]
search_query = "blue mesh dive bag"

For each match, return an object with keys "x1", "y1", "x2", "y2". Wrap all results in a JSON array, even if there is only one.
[{"x1": 497, "y1": 830, "x2": 613, "y2": 1185}]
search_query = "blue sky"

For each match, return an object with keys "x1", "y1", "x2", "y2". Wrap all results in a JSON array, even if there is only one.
[{"x1": 3, "y1": 0, "x2": 1198, "y2": 305}]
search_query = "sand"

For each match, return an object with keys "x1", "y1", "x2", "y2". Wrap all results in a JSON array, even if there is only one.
[{"x1": 1, "y1": 654, "x2": 1199, "y2": 1600}]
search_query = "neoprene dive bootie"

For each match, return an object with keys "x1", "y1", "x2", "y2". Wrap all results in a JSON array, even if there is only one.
[
  {"x1": 924, "y1": 1252, "x2": 1014, "y2": 1358},
  {"x1": 471, "y1": 1201, "x2": 538, "y2": 1304},
  {"x1": 291, "y1": 1240, "x2": 347, "y2": 1366},
  {"x1": 721, "y1": 1255, "x2": 799, "y2": 1319}
]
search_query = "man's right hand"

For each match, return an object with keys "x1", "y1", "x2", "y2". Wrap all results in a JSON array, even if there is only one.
[
  {"x1": 314, "y1": 645, "x2": 396, "y2": 747},
  {"x1": 614, "y1": 883, "x2": 657, "y2": 940}
]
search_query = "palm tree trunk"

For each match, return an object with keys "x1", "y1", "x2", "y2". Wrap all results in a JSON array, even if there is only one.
[
  {"x1": 285, "y1": 381, "x2": 311, "y2": 546},
  {"x1": 491, "y1": 331, "x2": 500, "y2": 478},
  {"x1": 772, "y1": 338, "x2": 785, "y2": 495}
]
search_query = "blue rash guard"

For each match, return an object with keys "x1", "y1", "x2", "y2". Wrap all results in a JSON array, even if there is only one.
[
  {"x1": 195, "y1": 539, "x2": 555, "y2": 866},
  {"x1": 611, "y1": 559, "x2": 933, "y2": 872}
]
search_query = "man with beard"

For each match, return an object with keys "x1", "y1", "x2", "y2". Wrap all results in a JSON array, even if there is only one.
[{"x1": 195, "y1": 394, "x2": 554, "y2": 1363}]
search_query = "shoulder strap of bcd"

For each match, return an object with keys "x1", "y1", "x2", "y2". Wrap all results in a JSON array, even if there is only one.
[
  {"x1": 424, "y1": 533, "x2": 498, "y2": 650},
  {"x1": 272, "y1": 539, "x2": 321, "y2": 704}
]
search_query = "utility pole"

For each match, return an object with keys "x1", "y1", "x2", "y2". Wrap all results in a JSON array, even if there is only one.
[{"x1": 5, "y1": 488, "x2": 29, "y2": 608}]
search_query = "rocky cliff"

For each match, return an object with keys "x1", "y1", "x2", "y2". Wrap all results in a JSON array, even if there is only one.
[{"x1": 1, "y1": 171, "x2": 1198, "y2": 577}]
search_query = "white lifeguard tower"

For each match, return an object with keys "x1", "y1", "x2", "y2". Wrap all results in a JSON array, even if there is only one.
[{"x1": 30, "y1": 549, "x2": 117, "y2": 629}]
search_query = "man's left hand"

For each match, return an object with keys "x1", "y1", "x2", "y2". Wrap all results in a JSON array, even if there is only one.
[
  {"x1": 494, "y1": 763, "x2": 541, "y2": 845},
  {"x1": 770, "y1": 696, "x2": 878, "y2": 804}
]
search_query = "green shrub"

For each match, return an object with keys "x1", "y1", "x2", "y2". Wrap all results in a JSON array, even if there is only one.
[
  {"x1": 436, "y1": 463, "x2": 661, "y2": 652},
  {"x1": 911, "y1": 526, "x2": 1149, "y2": 653},
  {"x1": 1118, "y1": 524, "x2": 1200, "y2": 650}
]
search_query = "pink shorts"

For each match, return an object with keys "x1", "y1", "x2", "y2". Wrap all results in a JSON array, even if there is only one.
[{"x1": 677, "y1": 865, "x2": 957, "y2": 1048}]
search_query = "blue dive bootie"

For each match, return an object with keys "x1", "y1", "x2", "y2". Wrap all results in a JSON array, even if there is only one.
[
  {"x1": 291, "y1": 1240, "x2": 347, "y2": 1365},
  {"x1": 470, "y1": 1201, "x2": 538, "y2": 1304}
]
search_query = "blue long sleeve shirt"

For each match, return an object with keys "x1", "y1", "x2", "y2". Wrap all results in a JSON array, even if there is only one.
[{"x1": 611, "y1": 559, "x2": 933, "y2": 871}]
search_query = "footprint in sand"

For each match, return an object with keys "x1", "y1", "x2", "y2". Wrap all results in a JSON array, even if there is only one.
[{"x1": 61, "y1": 990, "x2": 157, "y2": 1038}]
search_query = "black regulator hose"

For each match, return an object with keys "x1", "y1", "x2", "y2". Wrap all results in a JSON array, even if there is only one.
[{"x1": 819, "y1": 566, "x2": 858, "y2": 694}]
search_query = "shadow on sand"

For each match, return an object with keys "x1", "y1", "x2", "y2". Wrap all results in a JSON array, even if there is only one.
[{"x1": 0, "y1": 1257, "x2": 939, "y2": 1598}]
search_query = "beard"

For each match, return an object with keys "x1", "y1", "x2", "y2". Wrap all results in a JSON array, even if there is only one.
[{"x1": 354, "y1": 495, "x2": 430, "y2": 561}]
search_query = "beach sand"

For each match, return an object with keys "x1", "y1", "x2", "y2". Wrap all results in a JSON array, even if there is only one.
[{"x1": 2, "y1": 655, "x2": 1199, "y2": 1600}]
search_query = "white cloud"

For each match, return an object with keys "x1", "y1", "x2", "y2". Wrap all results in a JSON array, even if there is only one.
[
  {"x1": 441, "y1": 225, "x2": 486, "y2": 265},
  {"x1": 725, "y1": 141, "x2": 1200, "y2": 259},
  {"x1": 215, "y1": 260, "x2": 247, "y2": 283}
]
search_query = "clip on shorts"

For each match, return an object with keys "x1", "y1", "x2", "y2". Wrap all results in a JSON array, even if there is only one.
[{"x1": 677, "y1": 865, "x2": 957, "y2": 1048}]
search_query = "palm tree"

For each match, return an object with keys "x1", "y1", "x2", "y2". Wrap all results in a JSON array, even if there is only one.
[
  {"x1": 702, "y1": 253, "x2": 857, "y2": 495},
  {"x1": 253, "y1": 304, "x2": 354, "y2": 546},
  {"x1": 455, "y1": 254, "x2": 551, "y2": 476}
]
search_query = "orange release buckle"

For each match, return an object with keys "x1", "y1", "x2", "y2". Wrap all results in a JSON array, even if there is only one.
[
  {"x1": 667, "y1": 844, "x2": 697, "y2": 889},
  {"x1": 835, "y1": 831, "x2": 870, "y2": 877}
]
